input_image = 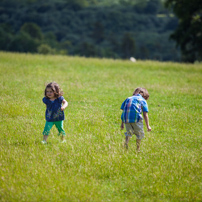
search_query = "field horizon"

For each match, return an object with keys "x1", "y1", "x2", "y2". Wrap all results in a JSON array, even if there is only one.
[{"x1": 0, "y1": 52, "x2": 201, "y2": 201}]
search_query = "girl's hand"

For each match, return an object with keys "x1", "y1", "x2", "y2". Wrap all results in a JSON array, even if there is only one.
[
  {"x1": 121, "y1": 122, "x2": 124, "y2": 130},
  {"x1": 61, "y1": 99, "x2": 68, "y2": 111},
  {"x1": 61, "y1": 107, "x2": 65, "y2": 111}
]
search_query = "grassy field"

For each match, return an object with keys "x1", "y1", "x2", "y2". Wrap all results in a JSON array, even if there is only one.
[{"x1": 0, "y1": 51, "x2": 201, "y2": 202}]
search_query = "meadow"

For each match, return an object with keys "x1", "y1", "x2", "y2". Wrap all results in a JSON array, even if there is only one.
[{"x1": 0, "y1": 51, "x2": 201, "y2": 202}]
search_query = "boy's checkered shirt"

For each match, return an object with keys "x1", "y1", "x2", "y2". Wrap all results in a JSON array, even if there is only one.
[{"x1": 121, "y1": 94, "x2": 148, "y2": 123}]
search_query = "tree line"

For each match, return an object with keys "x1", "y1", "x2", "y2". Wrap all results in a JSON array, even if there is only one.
[
  {"x1": 0, "y1": 0, "x2": 181, "y2": 61},
  {"x1": 165, "y1": 0, "x2": 202, "y2": 63}
]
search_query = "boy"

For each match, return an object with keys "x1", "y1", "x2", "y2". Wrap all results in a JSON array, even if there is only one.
[{"x1": 120, "y1": 87, "x2": 151, "y2": 152}]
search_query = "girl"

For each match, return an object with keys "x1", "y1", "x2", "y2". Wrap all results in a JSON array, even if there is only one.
[{"x1": 41, "y1": 82, "x2": 68, "y2": 144}]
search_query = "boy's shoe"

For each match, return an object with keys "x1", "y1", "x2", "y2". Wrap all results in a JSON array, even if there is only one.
[
  {"x1": 41, "y1": 140, "x2": 47, "y2": 144},
  {"x1": 61, "y1": 140, "x2": 66, "y2": 143}
]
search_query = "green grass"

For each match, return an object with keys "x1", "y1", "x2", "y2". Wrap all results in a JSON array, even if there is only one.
[{"x1": 0, "y1": 52, "x2": 201, "y2": 202}]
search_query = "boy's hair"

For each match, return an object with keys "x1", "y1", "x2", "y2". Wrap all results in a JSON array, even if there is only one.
[
  {"x1": 44, "y1": 82, "x2": 63, "y2": 98},
  {"x1": 133, "y1": 87, "x2": 149, "y2": 100}
]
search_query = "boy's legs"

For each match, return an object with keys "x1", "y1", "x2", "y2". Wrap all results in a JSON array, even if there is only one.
[
  {"x1": 136, "y1": 139, "x2": 141, "y2": 152},
  {"x1": 125, "y1": 121, "x2": 144, "y2": 151},
  {"x1": 42, "y1": 121, "x2": 54, "y2": 143},
  {"x1": 133, "y1": 121, "x2": 144, "y2": 152},
  {"x1": 124, "y1": 123, "x2": 133, "y2": 149},
  {"x1": 54, "y1": 121, "x2": 66, "y2": 141},
  {"x1": 125, "y1": 136, "x2": 130, "y2": 149}
]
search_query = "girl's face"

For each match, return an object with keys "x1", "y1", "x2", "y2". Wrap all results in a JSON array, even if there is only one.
[{"x1": 46, "y1": 87, "x2": 55, "y2": 99}]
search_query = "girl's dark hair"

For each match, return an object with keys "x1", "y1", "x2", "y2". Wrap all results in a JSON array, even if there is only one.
[
  {"x1": 44, "y1": 82, "x2": 63, "y2": 99},
  {"x1": 133, "y1": 87, "x2": 149, "y2": 100}
]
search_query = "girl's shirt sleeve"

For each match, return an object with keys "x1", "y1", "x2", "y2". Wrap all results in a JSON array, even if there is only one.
[
  {"x1": 43, "y1": 97, "x2": 48, "y2": 104},
  {"x1": 58, "y1": 96, "x2": 64, "y2": 104}
]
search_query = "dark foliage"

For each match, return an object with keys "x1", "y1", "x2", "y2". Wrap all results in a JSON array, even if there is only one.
[
  {"x1": 165, "y1": 0, "x2": 202, "y2": 62},
  {"x1": 0, "y1": 0, "x2": 181, "y2": 61}
]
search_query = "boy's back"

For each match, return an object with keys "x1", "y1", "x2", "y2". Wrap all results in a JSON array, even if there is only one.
[{"x1": 121, "y1": 94, "x2": 148, "y2": 124}]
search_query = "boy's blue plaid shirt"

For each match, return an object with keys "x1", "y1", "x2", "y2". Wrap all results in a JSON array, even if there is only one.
[{"x1": 121, "y1": 94, "x2": 148, "y2": 123}]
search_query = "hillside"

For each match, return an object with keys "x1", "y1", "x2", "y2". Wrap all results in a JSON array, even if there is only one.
[{"x1": 0, "y1": 0, "x2": 180, "y2": 61}]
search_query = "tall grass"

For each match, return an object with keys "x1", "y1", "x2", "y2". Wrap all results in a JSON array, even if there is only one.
[{"x1": 0, "y1": 52, "x2": 201, "y2": 201}]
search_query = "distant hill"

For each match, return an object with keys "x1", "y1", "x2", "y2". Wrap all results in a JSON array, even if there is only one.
[{"x1": 0, "y1": 0, "x2": 180, "y2": 61}]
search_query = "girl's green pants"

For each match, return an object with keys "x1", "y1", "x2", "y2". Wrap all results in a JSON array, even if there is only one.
[{"x1": 43, "y1": 121, "x2": 65, "y2": 136}]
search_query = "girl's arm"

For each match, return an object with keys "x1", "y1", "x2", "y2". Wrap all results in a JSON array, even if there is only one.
[
  {"x1": 121, "y1": 121, "x2": 124, "y2": 130},
  {"x1": 61, "y1": 99, "x2": 68, "y2": 111},
  {"x1": 120, "y1": 110, "x2": 124, "y2": 129},
  {"x1": 143, "y1": 112, "x2": 151, "y2": 131}
]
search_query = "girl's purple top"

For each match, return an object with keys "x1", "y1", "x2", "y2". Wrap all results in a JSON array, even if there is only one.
[{"x1": 43, "y1": 96, "x2": 65, "y2": 122}]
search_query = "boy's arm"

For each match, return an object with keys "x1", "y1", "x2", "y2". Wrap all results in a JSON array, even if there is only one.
[
  {"x1": 143, "y1": 111, "x2": 151, "y2": 131},
  {"x1": 61, "y1": 99, "x2": 68, "y2": 111}
]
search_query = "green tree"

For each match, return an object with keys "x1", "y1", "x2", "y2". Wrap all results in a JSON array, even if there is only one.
[
  {"x1": 121, "y1": 33, "x2": 135, "y2": 59},
  {"x1": 64, "y1": 0, "x2": 89, "y2": 10},
  {"x1": 0, "y1": 24, "x2": 13, "y2": 50},
  {"x1": 8, "y1": 31, "x2": 39, "y2": 52},
  {"x1": 165, "y1": 0, "x2": 202, "y2": 62},
  {"x1": 144, "y1": 0, "x2": 161, "y2": 14},
  {"x1": 76, "y1": 42, "x2": 97, "y2": 57},
  {"x1": 20, "y1": 23, "x2": 43, "y2": 40},
  {"x1": 92, "y1": 21, "x2": 104, "y2": 43}
]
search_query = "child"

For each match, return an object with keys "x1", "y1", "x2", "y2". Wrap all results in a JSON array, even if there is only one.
[
  {"x1": 120, "y1": 87, "x2": 151, "y2": 152},
  {"x1": 41, "y1": 82, "x2": 68, "y2": 144}
]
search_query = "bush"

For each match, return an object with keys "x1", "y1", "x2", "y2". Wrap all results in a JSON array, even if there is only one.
[{"x1": 37, "y1": 44, "x2": 55, "y2": 55}]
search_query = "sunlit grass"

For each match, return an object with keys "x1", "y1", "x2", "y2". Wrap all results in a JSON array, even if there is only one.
[{"x1": 0, "y1": 52, "x2": 201, "y2": 201}]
